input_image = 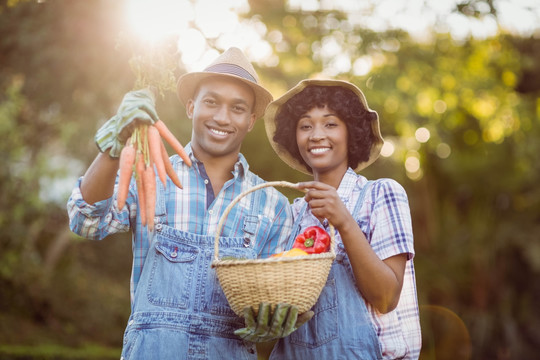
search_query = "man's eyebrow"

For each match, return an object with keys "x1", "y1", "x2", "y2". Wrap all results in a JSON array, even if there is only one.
[{"x1": 203, "y1": 91, "x2": 251, "y2": 106}]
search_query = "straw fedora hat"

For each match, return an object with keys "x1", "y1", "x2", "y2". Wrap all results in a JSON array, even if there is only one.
[
  {"x1": 176, "y1": 47, "x2": 273, "y2": 120},
  {"x1": 264, "y1": 79, "x2": 384, "y2": 174}
]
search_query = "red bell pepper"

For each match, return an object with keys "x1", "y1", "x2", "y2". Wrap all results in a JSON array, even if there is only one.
[{"x1": 292, "y1": 226, "x2": 330, "y2": 254}]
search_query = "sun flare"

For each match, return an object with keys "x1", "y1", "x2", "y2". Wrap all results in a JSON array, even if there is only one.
[{"x1": 126, "y1": 0, "x2": 194, "y2": 42}]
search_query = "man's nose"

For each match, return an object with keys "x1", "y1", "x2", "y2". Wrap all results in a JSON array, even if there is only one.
[{"x1": 213, "y1": 105, "x2": 230, "y2": 124}]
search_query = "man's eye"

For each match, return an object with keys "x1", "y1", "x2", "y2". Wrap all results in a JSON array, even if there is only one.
[
  {"x1": 232, "y1": 105, "x2": 247, "y2": 113},
  {"x1": 204, "y1": 99, "x2": 216, "y2": 105}
]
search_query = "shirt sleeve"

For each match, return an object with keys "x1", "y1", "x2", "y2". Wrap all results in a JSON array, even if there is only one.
[
  {"x1": 66, "y1": 176, "x2": 134, "y2": 240},
  {"x1": 366, "y1": 178, "x2": 415, "y2": 261}
]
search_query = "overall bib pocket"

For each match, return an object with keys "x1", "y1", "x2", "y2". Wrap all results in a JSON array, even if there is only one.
[
  {"x1": 289, "y1": 274, "x2": 338, "y2": 348},
  {"x1": 147, "y1": 235, "x2": 199, "y2": 309}
]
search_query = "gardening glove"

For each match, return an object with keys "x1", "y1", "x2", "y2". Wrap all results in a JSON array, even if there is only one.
[
  {"x1": 234, "y1": 303, "x2": 314, "y2": 343},
  {"x1": 95, "y1": 88, "x2": 159, "y2": 158}
]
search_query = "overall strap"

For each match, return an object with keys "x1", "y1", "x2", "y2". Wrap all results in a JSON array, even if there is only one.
[
  {"x1": 336, "y1": 180, "x2": 373, "y2": 258},
  {"x1": 240, "y1": 183, "x2": 260, "y2": 248},
  {"x1": 286, "y1": 201, "x2": 309, "y2": 249},
  {"x1": 351, "y1": 180, "x2": 374, "y2": 215}
]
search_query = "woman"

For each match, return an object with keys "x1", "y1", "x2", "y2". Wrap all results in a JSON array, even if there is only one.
[{"x1": 264, "y1": 79, "x2": 422, "y2": 359}]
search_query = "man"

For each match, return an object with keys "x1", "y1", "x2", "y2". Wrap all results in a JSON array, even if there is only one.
[{"x1": 67, "y1": 48, "x2": 308, "y2": 359}]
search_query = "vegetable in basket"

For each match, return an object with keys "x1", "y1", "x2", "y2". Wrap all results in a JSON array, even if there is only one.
[
  {"x1": 292, "y1": 226, "x2": 331, "y2": 254},
  {"x1": 270, "y1": 248, "x2": 308, "y2": 258}
]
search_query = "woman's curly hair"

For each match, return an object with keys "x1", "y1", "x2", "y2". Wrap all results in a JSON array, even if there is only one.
[{"x1": 273, "y1": 85, "x2": 377, "y2": 173}]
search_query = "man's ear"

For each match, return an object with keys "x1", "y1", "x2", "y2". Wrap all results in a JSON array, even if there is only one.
[
  {"x1": 186, "y1": 99, "x2": 195, "y2": 120},
  {"x1": 247, "y1": 113, "x2": 256, "y2": 132}
]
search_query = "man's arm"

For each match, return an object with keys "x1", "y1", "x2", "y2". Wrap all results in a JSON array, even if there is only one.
[
  {"x1": 80, "y1": 88, "x2": 159, "y2": 204},
  {"x1": 80, "y1": 151, "x2": 119, "y2": 205}
]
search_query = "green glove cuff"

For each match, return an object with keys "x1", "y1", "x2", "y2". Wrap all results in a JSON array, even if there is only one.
[
  {"x1": 94, "y1": 88, "x2": 158, "y2": 158},
  {"x1": 234, "y1": 303, "x2": 314, "y2": 343}
]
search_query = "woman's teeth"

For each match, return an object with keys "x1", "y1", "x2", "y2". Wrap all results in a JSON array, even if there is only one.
[{"x1": 310, "y1": 147, "x2": 330, "y2": 154}]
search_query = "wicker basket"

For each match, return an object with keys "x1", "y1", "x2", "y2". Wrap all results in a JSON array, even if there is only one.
[{"x1": 211, "y1": 181, "x2": 336, "y2": 316}]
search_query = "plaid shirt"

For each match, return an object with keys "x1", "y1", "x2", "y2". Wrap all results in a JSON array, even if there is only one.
[
  {"x1": 291, "y1": 168, "x2": 421, "y2": 359},
  {"x1": 67, "y1": 144, "x2": 292, "y2": 306}
]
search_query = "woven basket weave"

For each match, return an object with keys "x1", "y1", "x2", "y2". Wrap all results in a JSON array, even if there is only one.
[{"x1": 211, "y1": 181, "x2": 336, "y2": 316}]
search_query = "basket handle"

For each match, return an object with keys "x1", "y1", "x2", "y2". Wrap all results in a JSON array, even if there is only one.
[{"x1": 214, "y1": 181, "x2": 336, "y2": 261}]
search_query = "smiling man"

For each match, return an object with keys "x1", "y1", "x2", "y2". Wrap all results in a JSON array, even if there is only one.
[{"x1": 67, "y1": 48, "x2": 298, "y2": 359}]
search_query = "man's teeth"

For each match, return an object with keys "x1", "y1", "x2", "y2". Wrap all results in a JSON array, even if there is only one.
[
  {"x1": 310, "y1": 147, "x2": 330, "y2": 154},
  {"x1": 211, "y1": 128, "x2": 229, "y2": 136}
]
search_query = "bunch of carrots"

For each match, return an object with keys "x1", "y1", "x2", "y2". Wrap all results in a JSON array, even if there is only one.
[{"x1": 116, "y1": 120, "x2": 191, "y2": 231}]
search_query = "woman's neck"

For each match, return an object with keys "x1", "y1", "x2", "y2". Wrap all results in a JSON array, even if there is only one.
[{"x1": 313, "y1": 167, "x2": 348, "y2": 189}]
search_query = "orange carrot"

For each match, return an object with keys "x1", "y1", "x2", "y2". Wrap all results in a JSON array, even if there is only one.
[
  {"x1": 117, "y1": 143, "x2": 136, "y2": 210},
  {"x1": 148, "y1": 125, "x2": 167, "y2": 186},
  {"x1": 160, "y1": 140, "x2": 183, "y2": 189},
  {"x1": 135, "y1": 152, "x2": 147, "y2": 226},
  {"x1": 143, "y1": 160, "x2": 156, "y2": 231},
  {"x1": 154, "y1": 120, "x2": 192, "y2": 167}
]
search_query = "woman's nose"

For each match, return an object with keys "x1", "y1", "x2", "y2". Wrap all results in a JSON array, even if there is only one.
[{"x1": 309, "y1": 126, "x2": 325, "y2": 141}]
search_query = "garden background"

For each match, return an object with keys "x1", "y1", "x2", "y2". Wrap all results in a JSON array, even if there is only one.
[{"x1": 1, "y1": 0, "x2": 539, "y2": 358}]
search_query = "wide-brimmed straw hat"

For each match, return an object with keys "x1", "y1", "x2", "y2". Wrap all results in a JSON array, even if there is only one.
[
  {"x1": 176, "y1": 47, "x2": 273, "y2": 120},
  {"x1": 264, "y1": 79, "x2": 384, "y2": 174}
]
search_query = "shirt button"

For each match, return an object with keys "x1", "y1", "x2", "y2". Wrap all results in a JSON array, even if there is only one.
[
  {"x1": 243, "y1": 238, "x2": 251, "y2": 247},
  {"x1": 204, "y1": 179, "x2": 209, "y2": 184},
  {"x1": 155, "y1": 223, "x2": 162, "y2": 231},
  {"x1": 171, "y1": 251, "x2": 178, "y2": 258},
  {"x1": 128, "y1": 320, "x2": 134, "y2": 325},
  {"x1": 208, "y1": 209, "x2": 213, "y2": 215}
]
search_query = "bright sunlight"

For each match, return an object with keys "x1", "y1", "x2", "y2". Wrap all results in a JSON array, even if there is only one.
[{"x1": 125, "y1": 0, "x2": 256, "y2": 70}]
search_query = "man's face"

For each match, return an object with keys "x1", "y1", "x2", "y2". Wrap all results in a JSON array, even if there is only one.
[{"x1": 187, "y1": 77, "x2": 256, "y2": 163}]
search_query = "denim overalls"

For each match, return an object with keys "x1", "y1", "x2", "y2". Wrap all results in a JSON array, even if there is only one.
[
  {"x1": 271, "y1": 181, "x2": 383, "y2": 359},
  {"x1": 120, "y1": 184, "x2": 263, "y2": 360}
]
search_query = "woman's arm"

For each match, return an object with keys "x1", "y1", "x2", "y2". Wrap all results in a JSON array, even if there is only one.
[{"x1": 298, "y1": 181, "x2": 406, "y2": 314}]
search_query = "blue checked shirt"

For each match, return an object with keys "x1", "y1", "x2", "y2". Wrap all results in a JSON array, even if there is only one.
[
  {"x1": 291, "y1": 169, "x2": 421, "y2": 359},
  {"x1": 67, "y1": 144, "x2": 293, "y2": 306}
]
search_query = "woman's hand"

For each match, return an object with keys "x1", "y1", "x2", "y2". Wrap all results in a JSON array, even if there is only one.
[{"x1": 297, "y1": 181, "x2": 352, "y2": 231}]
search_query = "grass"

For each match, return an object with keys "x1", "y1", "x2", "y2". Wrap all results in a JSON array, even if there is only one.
[{"x1": 0, "y1": 344, "x2": 120, "y2": 360}]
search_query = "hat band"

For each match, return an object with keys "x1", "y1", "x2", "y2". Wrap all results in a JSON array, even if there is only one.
[{"x1": 204, "y1": 63, "x2": 257, "y2": 84}]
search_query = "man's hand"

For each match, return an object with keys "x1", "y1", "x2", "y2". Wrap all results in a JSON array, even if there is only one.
[
  {"x1": 95, "y1": 88, "x2": 159, "y2": 158},
  {"x1": 234, "y1": 303, "x2": 314, "y2": 343}
]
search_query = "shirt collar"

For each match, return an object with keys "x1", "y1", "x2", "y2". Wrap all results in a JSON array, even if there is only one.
[
  {"x1": 336, "y1": 168, "x2": 365, "y2": 202},
  {"x1": 184, "y1": 143, "x2": 248, "y2": 179}
]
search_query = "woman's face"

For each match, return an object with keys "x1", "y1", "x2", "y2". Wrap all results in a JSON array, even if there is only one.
[{"x1": 296, "y1": 105, "x2": 349, "y2": 177}]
